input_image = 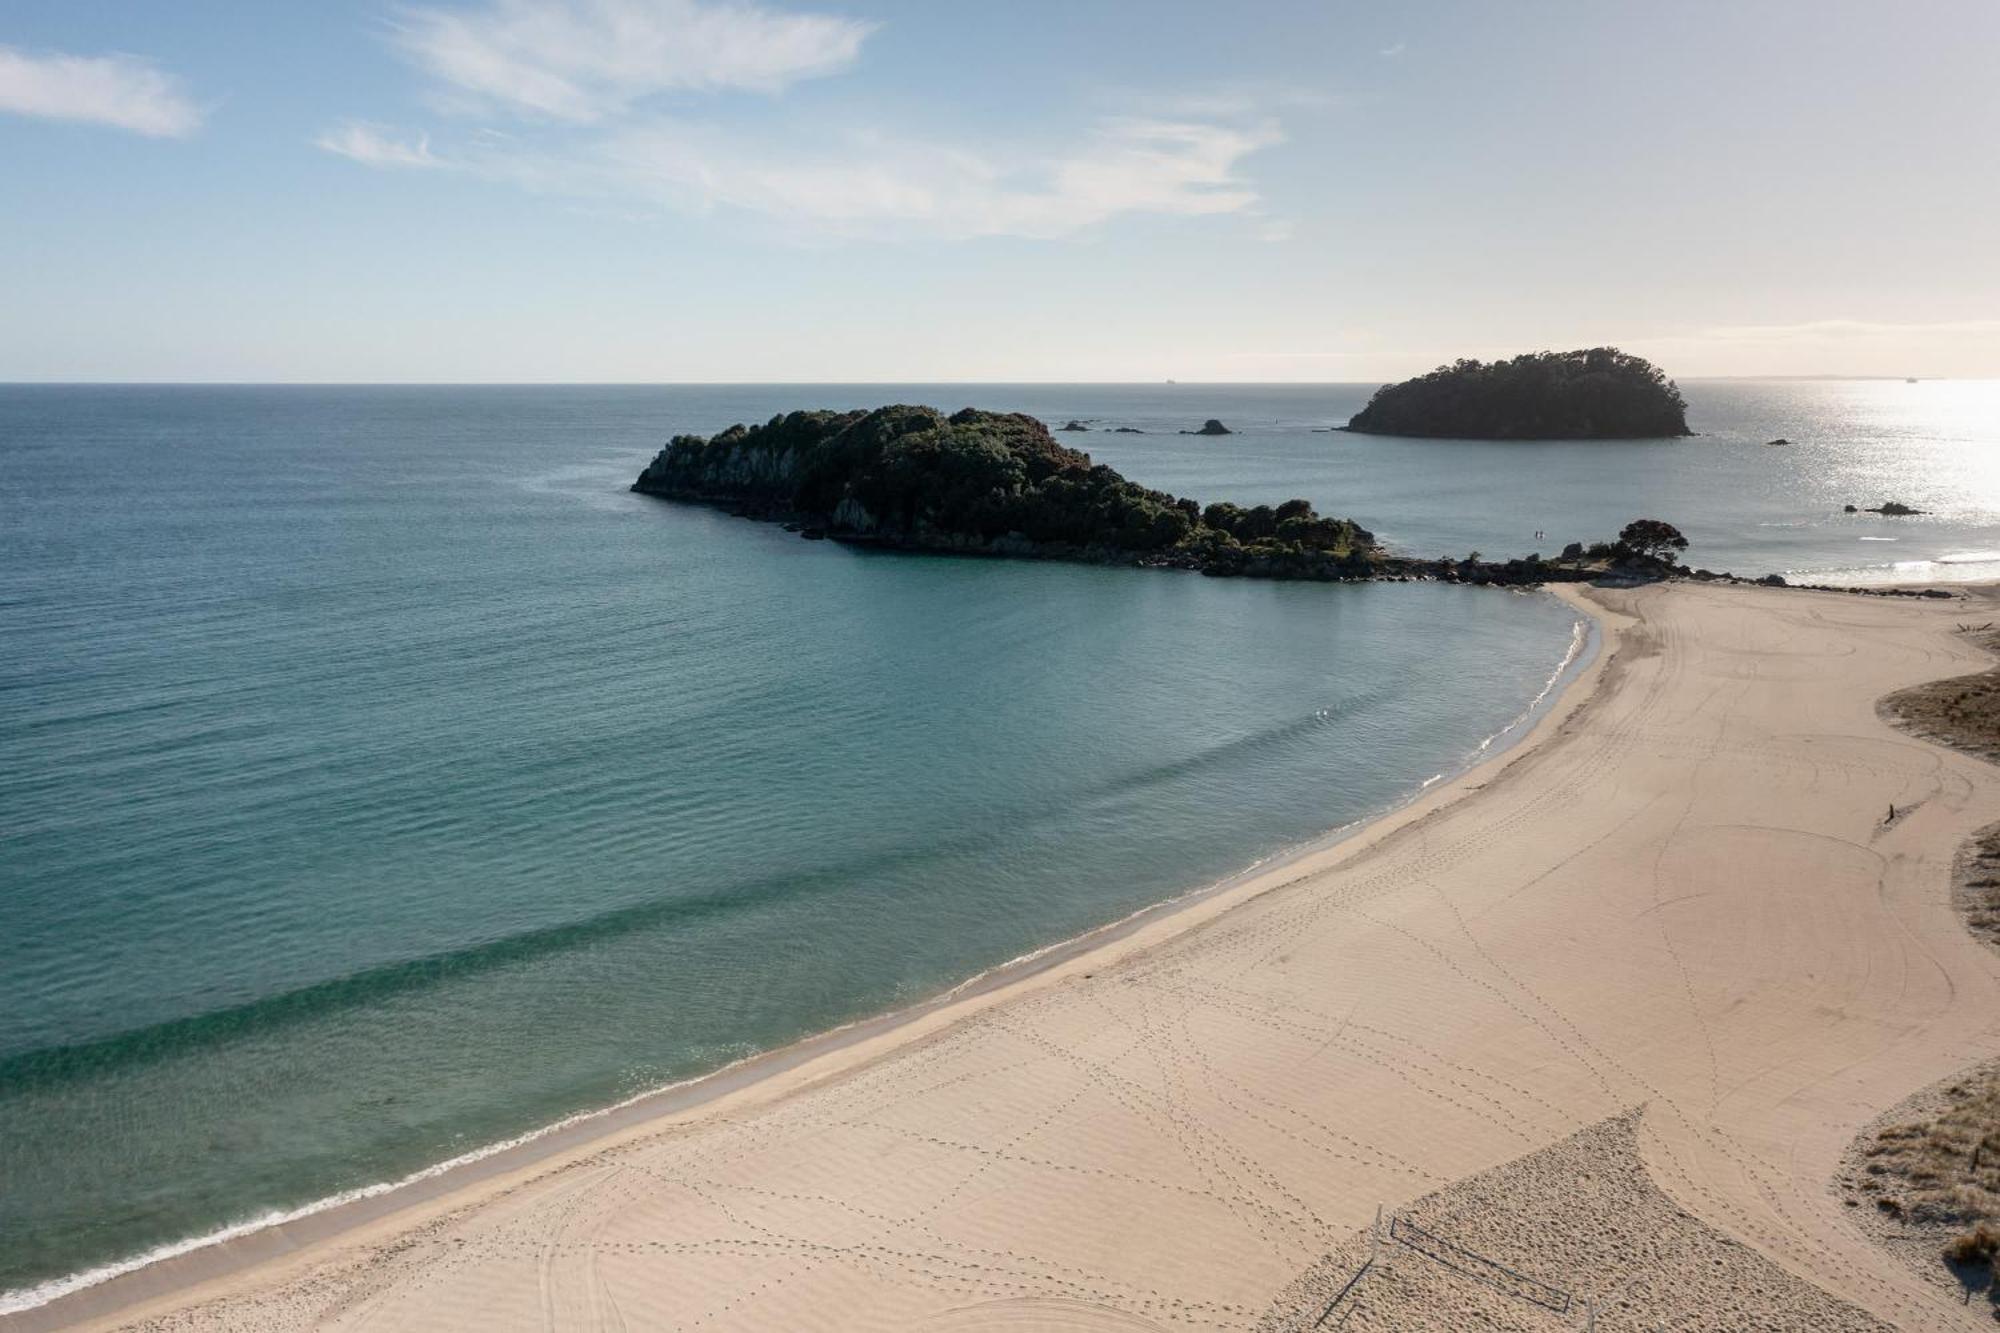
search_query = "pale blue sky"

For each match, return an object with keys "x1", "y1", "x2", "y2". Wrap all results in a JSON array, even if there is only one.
[{"x1": 3, "y1": 1, "x2": 1996, "y2": 381}]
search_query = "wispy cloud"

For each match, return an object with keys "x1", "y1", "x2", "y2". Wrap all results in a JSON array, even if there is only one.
[
  {"x1": 390, "y1": 0, "x2": 874, "y2": 121},
  {"x1": 337, "y1": 113, "x2": 1281, "y2": 240},
  {"x1": 315, "y1": 121, "x2": 443, "y2": 168},
  {"x1": 321, "y1": 0, "x2": 1283, "y2": 240},
  {"x1": 1379, "y1": 42, "x2": 1406, "y2": 57},
  {"x1": 0, "y1": 45, "x2": 203, "y2": 137}
]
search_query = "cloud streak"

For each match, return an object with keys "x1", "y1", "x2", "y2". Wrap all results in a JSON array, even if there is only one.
[
  {"x1": 316, "y1": 122, "x2": 443, "y2": 168},
  {"x1": 0, "y1": 45, "x2": 203, "y2": 137},
  {"x1": 322, "y1": 0, "x2": 1283, "y2": 240},
  {"x1": 390, "y1": 0, "x2": 874, "y2": 121},
  {"x1": 331, "y1": 114, "x2": 1280, "y2": 239}
]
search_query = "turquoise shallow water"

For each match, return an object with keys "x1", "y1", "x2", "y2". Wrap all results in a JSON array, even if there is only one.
[{"x1": 1, "y1": 380, "x2": 1994, "y2": 1304}]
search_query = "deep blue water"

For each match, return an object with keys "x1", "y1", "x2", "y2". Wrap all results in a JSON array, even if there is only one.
[{"x1": 2, "y1": 379, "x2": 1993, "y2": 1306}]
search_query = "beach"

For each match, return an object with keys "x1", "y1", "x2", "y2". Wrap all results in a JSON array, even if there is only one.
[{"x1": 16, "y1": 578, "x2": 2000, "y2": 1331}]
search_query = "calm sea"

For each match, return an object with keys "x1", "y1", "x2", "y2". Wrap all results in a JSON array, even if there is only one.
[{"x1": 1, "y1": 379, "x2": 1995, "y2": 1306}]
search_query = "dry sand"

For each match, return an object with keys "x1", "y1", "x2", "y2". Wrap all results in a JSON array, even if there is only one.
[
  {"x1": 1262, "y1": 1112, "x2": 1892, "y2": 1331},
  {"x1": 16, "y1": 580, "x2": 2000, "y2": 1332}
]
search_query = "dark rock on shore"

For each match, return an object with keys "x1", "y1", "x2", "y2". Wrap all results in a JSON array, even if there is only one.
[{"x1": 1346, "y1": 347, "x2": 1691, "y2": 439}]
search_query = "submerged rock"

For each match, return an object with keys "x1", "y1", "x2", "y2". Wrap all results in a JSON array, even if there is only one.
[
  {"x1": 1180, "y1": 419, "x2": 1233, "y2": 436},
  {"x1": 1058, "y1": 420, "x2": 1090, "y2": 432},
  {"x1": 1865, "y1": 501, "x2": 1925, "y2": 515}
]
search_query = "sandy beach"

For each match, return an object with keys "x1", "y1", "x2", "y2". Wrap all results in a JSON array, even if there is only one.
[{"x1": 17, "y1": 579, "x2": 2000, "y2": 1331}]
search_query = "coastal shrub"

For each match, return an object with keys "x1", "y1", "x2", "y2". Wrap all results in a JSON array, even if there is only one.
[
  {"x1": 1857, "y1": 1072, "x2": 2000, "y2": 1243},
  {"x1": 1945, "y1": 1221, "x2": 2000, "y2": 1265}
]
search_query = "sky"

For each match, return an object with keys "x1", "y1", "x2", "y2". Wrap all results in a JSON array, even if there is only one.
[{"x1": 2, "y1": 0, "x2": 1997, "y2": 383}]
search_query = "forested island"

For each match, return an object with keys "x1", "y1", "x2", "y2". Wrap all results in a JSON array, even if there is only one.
[
  {"x1": 1345, "y1": 347, "x2": 1692, "y2": 439},
  {"x1": 633, "y1": 405, "x2": 1378, "y2": 579}
]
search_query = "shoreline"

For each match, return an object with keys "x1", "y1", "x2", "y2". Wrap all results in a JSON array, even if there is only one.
[
  {"x1": 2, "y1": 590, "x2": 1602, "y2": 1330},
  {"x1": 21, "y1": 579, "x2": 2000, "y2": 1329}
]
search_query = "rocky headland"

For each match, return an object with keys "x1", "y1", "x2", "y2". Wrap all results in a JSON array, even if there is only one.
[{"x1": 633, "y1": 405, "x2": 1383, "y2": 581}]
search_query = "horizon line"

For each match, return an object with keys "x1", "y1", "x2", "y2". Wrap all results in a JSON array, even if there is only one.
[{"x1": 0, "y1": 374, "x2": 1982, "y2": 388}]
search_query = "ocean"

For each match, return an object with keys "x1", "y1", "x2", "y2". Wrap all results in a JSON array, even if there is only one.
[{"x1": 2, "y1": 379, "x2": 1995, "y2": 1307}]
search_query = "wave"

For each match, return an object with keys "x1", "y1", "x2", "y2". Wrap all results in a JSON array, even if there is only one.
[
  {"x1": 0, "y1": 1044, "x2": 762, "y2": 1316},
  {"x1": 1, "y1": 683, "x2": 1415, "y2": 1092},
  {"x1": 1480, "y1": 608, "x2": 1589, "y2": 753},
  {"x1": 1083, "y1": 682, "x2": 1403, "y2": 808},
  {"x1": 0, "y1": 857, "x2": 907, "y2": 1090},
  {"x1": 1792, "y1": 547, "x2": 2000, "y2": 586}
]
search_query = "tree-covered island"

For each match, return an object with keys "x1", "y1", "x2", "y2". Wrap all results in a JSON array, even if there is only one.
[
  {"x1": 634, "y1": 405, "x2": 1382, "y2": 579},
  {"x1": 1345, "y1": 347, "x2": 1692, "y2": 439}
]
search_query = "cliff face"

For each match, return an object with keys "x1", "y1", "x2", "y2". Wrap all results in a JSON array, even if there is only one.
[
  {"x1": 633, "y1": 405, "x2": 1381, "y2": 576},
  {"x1": 635, "y1": 408, "x2": 846, "y2": 507}
]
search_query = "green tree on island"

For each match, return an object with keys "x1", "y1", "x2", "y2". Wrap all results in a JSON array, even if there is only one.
[{"x1": 1617, "y1": 519, "x2": 1689, "y2": 564}]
